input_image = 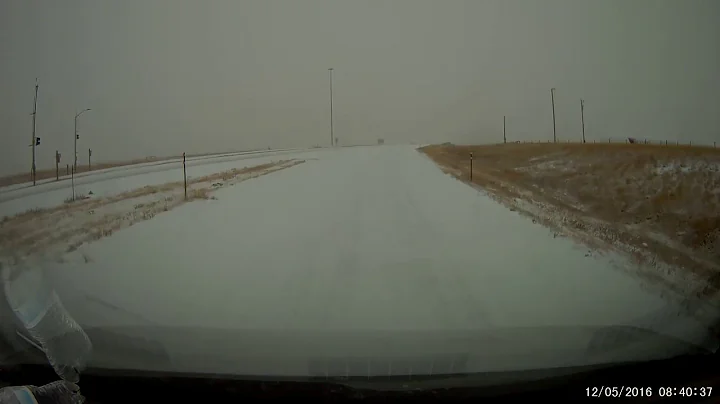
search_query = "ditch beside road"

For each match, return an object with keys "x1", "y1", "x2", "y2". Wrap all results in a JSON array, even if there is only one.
[{"x1": 421, "y1": 143, "x2": 720, "y2": 308}]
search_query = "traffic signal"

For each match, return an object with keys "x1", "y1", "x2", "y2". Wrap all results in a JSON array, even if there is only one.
[{"x1": 35, "y1": 137, "x2": 41, "y2": 146}]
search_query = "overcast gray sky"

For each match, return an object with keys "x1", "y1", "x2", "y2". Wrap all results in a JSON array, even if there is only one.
[{"x1": 1, "y1": 0, "x2": 719, "y2": 175}]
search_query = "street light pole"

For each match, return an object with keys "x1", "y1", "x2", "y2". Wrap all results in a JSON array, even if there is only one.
[
  {"x1": 328, "y1": 68, "x2": 334, "y2": 147},
  {"x1": 550, "y1": 87, "x2": 557, "y2": 143},
  {"x1": 74, "y1": 108, "x2": 91, "y2": 173},
  {"x1": 30, "y1": 79, "x2": 39, "y2": 185}
]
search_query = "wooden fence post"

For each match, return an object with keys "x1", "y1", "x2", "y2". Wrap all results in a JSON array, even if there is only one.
[{"x1": 469, "y1": 152, "x2": 473, "y2": 182}]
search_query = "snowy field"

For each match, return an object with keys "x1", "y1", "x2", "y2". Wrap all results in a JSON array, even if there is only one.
[{"x1": 0, "y1": 144, "x2": 702, "y2": 354}]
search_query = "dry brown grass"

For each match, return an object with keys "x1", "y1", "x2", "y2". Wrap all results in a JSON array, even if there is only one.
[
  {"x1": 421, "y1": 143, "x2": 720, "y2": 299},
  {"x1": 188, "y1": 187, "x2": 211, "y2": 200},
  {"x1": 188, "y1": 161, "x2": 281, "y2": 185}
]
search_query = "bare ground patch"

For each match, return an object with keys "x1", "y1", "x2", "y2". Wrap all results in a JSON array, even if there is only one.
[
  {"x1": 421, "y1": 143, "x2": 720, "y2": 308},
  {"x1": 0, "y1": 159, "x2": 304, "y2": 262}
]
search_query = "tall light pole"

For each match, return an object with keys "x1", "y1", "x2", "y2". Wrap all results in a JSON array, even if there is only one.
[
  {"x1": 328, "y1": 68, "x2": 334, "y2": 147},
  {"x1": 74, "y1": 108, "x2": 91, "y2": 173},
  {"x1": 550, "y1": 88, "x2": 557, "y2": 143},
  {"x1": 30, "y1": 79, "x2": 39, "y2": 185},
  {"x1": 580, "y1": 99, "x2": 586, "y2": 144}
]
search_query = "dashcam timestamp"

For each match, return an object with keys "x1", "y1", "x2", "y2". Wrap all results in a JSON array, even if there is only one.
[{"x1": 586, "y1": 386, "x2": 653, "y2": 398}]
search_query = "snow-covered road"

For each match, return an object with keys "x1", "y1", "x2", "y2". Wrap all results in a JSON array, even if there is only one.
[{"x1": 42, "y1": 144, "x2": 711, "y2": 349}]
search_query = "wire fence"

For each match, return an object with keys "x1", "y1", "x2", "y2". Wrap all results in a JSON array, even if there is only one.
[{"x1": 504, "y1": 137, "x2": 717, "y2": 148}]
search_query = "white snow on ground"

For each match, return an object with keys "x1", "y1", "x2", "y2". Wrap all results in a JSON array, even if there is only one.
[
  {"x1": 0, "y1": 148, "x2": 328, "y2": 217},
  {"x1": 653, "y1": 160, "x2": 720, "y2": 175},
  {"x1": 38, "y1": 145, "x2": 713, "y2": 350},
  {"x1": 515, "y1": 159, "x2": 577, "y2": 173}
]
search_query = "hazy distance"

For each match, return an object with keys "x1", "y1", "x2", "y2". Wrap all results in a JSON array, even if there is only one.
[{"x1": 2, "y1": 0, "x2": 719, "y2": 176}]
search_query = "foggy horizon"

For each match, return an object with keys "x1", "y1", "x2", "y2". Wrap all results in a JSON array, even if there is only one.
[{"x1": 2, "y1": 0, "x2": 719, "y2": 176}]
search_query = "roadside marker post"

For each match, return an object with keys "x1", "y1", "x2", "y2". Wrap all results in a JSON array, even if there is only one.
[
  {"x1": 55, "y1": 150, "x2": 61, "y2": 181},
  {"x1": 183, "y1": 152, "x2": 188, "y2": 200},
  {"x1": 503, "y1": 116, "x2": 506, "y2": 144},
  {"x1": 470, "y1": 152, "x2": 473, "y2": 182}
]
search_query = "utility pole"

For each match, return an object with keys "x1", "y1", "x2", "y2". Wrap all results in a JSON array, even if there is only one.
[
  {"x1": 503, "y1": 115, "x2": 507, "y2": 144},
  {"x1": 580, "y1": 99, "x2": 586, "y2": 144},
  {"x1": 88, "y1": 148, "x2": 92, "y2": 171},
  {"x1": 328, "y1": 68, "x2": 334, "y2": 147},
  {"x1": 30, "y1": 79, "x2": 39, "y2": 185},
  {"x1": 550, "y1": 87, "x2": 557, "y2": 143}
]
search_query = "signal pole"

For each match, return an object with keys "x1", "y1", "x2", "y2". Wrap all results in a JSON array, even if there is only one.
[
  {"x1": 31, "y1": 79, "x2": 39, "y2": 185},
  {"x1": 74, "y1": 108, "x2": 91, "y2": 173}
]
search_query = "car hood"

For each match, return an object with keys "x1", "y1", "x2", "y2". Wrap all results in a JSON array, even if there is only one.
[
  {"x1": 75, "y1": 324, "x2": 709, "y2": 380},
  {"x1": 4, "y1": 287, "x2": 714, "y2": 382}
]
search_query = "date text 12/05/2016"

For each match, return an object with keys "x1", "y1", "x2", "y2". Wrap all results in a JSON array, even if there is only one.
[{"x1": 586, "y1": 387, "x2": 713, "y2": 398}]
